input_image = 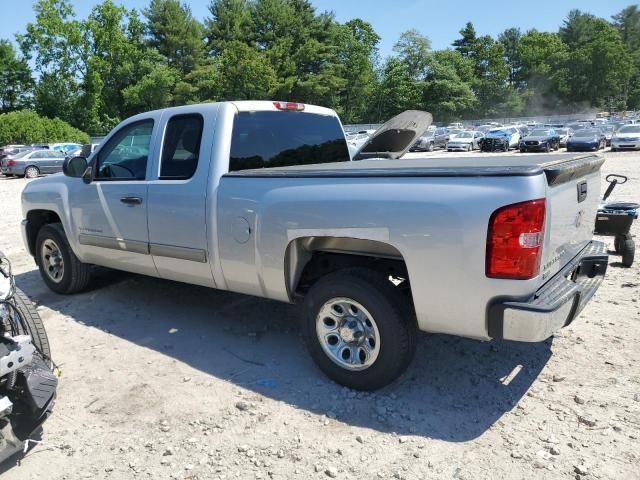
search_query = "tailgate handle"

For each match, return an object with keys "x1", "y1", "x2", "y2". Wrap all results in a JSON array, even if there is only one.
[{"x1": 577, "y1": 181, "x2": 588, "y2": 203}]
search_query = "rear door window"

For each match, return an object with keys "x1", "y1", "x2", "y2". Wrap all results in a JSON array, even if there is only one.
[
  {"x1": 160, "y1": 114, "x2": 203, "y2": 180},
  {"x1": 229, "y1": 111, "x2": 349, "y2": 171}
]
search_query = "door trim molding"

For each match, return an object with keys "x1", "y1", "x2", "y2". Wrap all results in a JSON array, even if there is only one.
[
  {"x1": 79, "y1": 234, "x2": 149, "y2": 254},
  {"x1": 149, "y1": 243, "x2": 207, "y2": 263},
  {"x1": 78, "y1": 234, "x2": 207, "y2": 263}
]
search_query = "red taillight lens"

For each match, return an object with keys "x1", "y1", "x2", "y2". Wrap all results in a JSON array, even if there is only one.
[
  {"x1": 486, "y1": 199, "x2": 546, "y2": 280},
  {"x1": 273, "y1": 101, "x2": 305, "y2": 111},
  {"x1": 7, "y1": 160, "x2": 16, "y2": 166}
]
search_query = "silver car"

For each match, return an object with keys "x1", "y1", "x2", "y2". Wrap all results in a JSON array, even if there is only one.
[
  {"x1": 0, "y1": 149, "x2": 67, "y2": 178},
  {"x1": 611, "y1": 125, "x2": 640, "y2": 151}
]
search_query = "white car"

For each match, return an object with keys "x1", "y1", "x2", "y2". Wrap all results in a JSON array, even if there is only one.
[
  {"x1": 446, "y1": 131, "x2": 484, "y2": 151},
  {"x1": 504, "y1": 126, "x2": 522, "y2": 148},
  {"x1": 611, "y1": 125, "x2": 640, "y2": 151}
]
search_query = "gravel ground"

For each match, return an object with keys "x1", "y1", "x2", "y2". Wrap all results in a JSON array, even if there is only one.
[{"x1": 0, "y1": 150, "x2": 638, "y2": 480}]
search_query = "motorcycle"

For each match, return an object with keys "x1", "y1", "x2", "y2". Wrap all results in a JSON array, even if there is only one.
[{"x1": 0, "y1": 251, "x2": 57, "y2": 463}]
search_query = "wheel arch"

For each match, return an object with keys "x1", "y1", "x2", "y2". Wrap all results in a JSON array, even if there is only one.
[
  {"x1": 284, "y1": 236, "x2": 414, "y2": 305},
  {"x1": 25, "y1": 209, "x2": 63, "y2": 257}
]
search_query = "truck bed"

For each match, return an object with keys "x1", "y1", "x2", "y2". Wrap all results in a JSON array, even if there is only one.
[{"x1": 225, "y1": 153, "x2": 604, "y2": 186}]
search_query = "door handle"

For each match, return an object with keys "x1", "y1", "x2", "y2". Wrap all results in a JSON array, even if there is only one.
[{"x1": 120, "y1": 196, "x2": 142, "y2": 205}]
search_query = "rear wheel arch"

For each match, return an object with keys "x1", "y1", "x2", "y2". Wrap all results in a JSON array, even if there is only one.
[{"x1": 284, "y1": 236, "x2": 415, "y2": 305}]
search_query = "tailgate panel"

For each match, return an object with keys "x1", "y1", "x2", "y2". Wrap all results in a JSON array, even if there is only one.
[{"x1": 540, "y1": 157, "x2": 603, "y2": 282}]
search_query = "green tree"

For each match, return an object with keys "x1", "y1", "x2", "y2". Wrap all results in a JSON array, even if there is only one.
[
  {"x1": 613, "y1": 6, "x2": 640, "y2": 109},
  {"x1": 0, "y1": 40, "x2": 34, "y2": 112},
  {"x1": 0, "y1": 110, "x2": 89, "y2": 144},
  {"x1": 145, "y1": 0, "x2": 205, "y2": 74},
  {"x1": 393, "y1": 29, "x2": 431, "y2": 80},
  {"x1": 18, "y1": 0, "x2": 87, "y2": 123},
  {"x1": 498, "y1": 27, "x2": 522, "y2": 86},
  {"x1": 205, "y1": 0, "x2": 254, "y2": 55},
  {"x1": 560, "y1": 11, "x2": 633, "y2": 109},
  {"x1": 334, "y1": 19, "x2": 380, "y2": 122},
  {"x1": 372, "y1": 58, "x2": 420, "y2": 121},
  {"x1": 422, "y1": 49, "x2": 476, "y2": 122},
  {"x1": 452, "y1": 22, "x2": 477, "y2": 58}
]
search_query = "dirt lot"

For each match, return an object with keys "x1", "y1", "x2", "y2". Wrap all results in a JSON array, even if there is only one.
[{"x1": 0, "y1": 150, "x2": 638, "y2": 480}]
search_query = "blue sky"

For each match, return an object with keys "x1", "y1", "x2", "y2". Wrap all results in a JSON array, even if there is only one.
[{"x1": 1, "y1": 0, "x2": 634, "y2": 57}]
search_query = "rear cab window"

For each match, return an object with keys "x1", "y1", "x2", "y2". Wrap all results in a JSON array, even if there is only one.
[
  {"x1": 229, "y1": 111, "x2": 350, "y2": 171},
  {"x1": 160, "y1": 114, "x2": 203, "y2": 180}
]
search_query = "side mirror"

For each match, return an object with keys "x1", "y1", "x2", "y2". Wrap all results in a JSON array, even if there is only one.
[{"x1": 62, "y1": 156, "x2": 88, "y2": 178}]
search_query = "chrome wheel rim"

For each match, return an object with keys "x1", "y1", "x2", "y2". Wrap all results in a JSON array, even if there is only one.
[
  {"x1": 41, "y1": 239, "x2": 64, "y2": 283},
  {"x1": 316, "y1": 297, "x2": 380, "y2": 371},
  {"x1": 26, "y1": 167, "x2": 38, "y2": 178}
]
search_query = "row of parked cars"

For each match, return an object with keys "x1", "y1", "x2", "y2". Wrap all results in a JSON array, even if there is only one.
[
  {"x1": 0, "y1": 143, "x2": 96, "y2": 178},
  {"x1": 406, "y1": 118, "x2": 640, "y2": 154}
]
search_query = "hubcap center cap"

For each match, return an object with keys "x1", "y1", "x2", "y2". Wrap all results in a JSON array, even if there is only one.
[{"x1": 339, "y1": 317, "x2": 365, "y2": 344}]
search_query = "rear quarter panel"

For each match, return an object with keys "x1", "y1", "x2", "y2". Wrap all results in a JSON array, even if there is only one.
[{"x1": 217, "y1": 174, "x2": 548, "y2": 340}]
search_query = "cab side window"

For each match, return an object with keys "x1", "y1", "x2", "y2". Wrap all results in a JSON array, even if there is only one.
[
  {"x1": 95, "y1": 120, "x2": 154, "y2": 180},
  {"x1": 159, "y1": 114, "x2": 203, "y2": 180}
]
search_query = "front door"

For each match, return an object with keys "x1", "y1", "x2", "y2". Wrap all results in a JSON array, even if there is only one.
[{"x1": 70, "y1": 118, "x2": 158, "y2": 276}]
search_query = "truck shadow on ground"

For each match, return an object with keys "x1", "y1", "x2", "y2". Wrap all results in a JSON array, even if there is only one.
[{"x1": 15, "y1": 268, "x2": 552, "y2": 442}]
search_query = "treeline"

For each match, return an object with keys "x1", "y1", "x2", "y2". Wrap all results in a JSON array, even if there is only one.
[{"x1": 1, "y1": 0, "x2": 639, "y2": 135}]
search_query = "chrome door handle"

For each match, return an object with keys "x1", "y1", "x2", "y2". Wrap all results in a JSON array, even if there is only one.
[{"x1": 120, "y1": 196, "x2": 142, "y2": 205}]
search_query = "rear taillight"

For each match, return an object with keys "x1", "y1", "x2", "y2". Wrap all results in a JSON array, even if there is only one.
[
  {"x1": 6, "y1": 160, "x2": 16, "y2": 166},
  {"x1": 486, "y1": 199, "x2": 546, "y2": 280},
  {"x1": 273, "y1": 101, "x2": 305, "y2": 111}
]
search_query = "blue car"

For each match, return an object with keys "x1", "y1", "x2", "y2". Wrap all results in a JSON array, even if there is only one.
[{"x1": 566, "y1": 129, "x2": 606, "y2": 152}]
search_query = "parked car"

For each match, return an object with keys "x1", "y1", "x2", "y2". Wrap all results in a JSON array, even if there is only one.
[
  {"x1": 446, "y1": 131, "x2": 483, "y2": 151},
  {"x1": 519, "y1": 128, "x2": 561, "y2": 153},
  {"x1": 21, "y1": 102, "x2": 608, "y2": 390},
  {"x1": 447, "y1": 122, "x2": 463, "y2": 129},
  {"x1": 610, "y1": 125, "x2": 640, "y2": 151},
  {"x1": 556, "y1": 128, "x2": 573, "y2": 147},
  {"x1": 0, "y1": 145, "x2": 31, "y2": 162},
  {"x1": 479, "y1": 128, "x2": 517, "y2": 151},
  {"x1": 566, "y1": 129, "x2": 607, "y2": 152},
  {"x1": 0, "y1": 149, "x2": 67, "y2": 178},
  {"x1": 50, "y1": 143, "x2": 83, "y2": 154}
]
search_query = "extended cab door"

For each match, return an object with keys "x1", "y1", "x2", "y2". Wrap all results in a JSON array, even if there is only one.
[
  {"x1": 146, "y1": 107, "x2": 218, "y2": 288},
  {"x1": 70, "y1": 118, "x2": 158, "y2": 276}
]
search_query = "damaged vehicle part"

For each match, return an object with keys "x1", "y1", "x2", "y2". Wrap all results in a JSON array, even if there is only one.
[{"x1": 0, "y1": 252, "x2": 56, "y2": 464}]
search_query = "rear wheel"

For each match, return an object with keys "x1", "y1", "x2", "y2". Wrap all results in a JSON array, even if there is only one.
[
  {"x1": 302, "y1": 268, "x2": 417, "y2": 391},
  {"x1": 620, "y1": 235, "x2": 635, "y2": 267},
  {"x1": 35, "y1": 223, "x2": 91, "y2": 294},
  {"x1": 24, "y1": 166, "x2": 39, "y2": 179}
]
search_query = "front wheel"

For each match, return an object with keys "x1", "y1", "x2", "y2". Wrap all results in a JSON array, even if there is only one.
[
  {"x1": 35, "y1": 223, "x2": 91, "y2": 294},
  {"x1": 302, "y1": 268, "x2": 417, "y2": 391}
]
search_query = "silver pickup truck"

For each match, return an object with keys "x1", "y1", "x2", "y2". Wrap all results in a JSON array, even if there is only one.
[{"x1": 21, "y1": 101, "x2": 608, "y2": 390}]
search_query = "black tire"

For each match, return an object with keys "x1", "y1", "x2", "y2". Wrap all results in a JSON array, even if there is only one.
[
  {"x1": 10, "y1": 288, "x2": 52, "y2": 365},
  {"x1": 614, "y1": 235, "x2": 623, "y2": 253},
  {"x1": 35, "y1": 223, "x2": 91, "y2": 294},
  {"x1": 520, "y1": 148, "x2": 526, "y2": 153},
  {"x1": 544, "y1": 143, "x2": 551, "y2": 153},
  {"x1": 302, "y1": 268, "x2": 417, "y2": 391},
  {"x1": 611, "y1": 148, "x2": 617, "y2": 152},
  {"x1": 24, "y1": 166, "x2": 39, "y2": 179},
  {"x1": 621, "y1": 235, "x2": 635, "y2": 267}
]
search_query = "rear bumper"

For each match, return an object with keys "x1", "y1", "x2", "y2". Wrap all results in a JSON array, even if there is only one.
[{"x1": 488, "y1": 241, "x2": 608, "y2": 342}]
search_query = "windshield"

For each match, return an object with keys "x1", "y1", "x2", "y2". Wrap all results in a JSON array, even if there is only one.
[
  {"x1": 618, "y1": 125, "x2": 640, "y2": 133},
  {"x1": 575, "y1": 129, "x2": 600, "y2": 137},
  {"x1": 453, "y1": 132, "x2": 473, "y2": 138},
  {"x1": 529, "y1": 129, "x2": 549, "y2": 136}
]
